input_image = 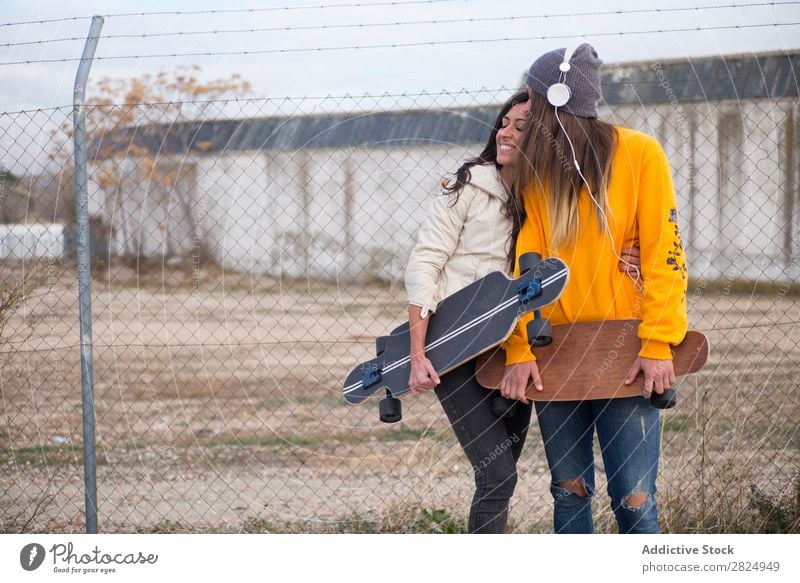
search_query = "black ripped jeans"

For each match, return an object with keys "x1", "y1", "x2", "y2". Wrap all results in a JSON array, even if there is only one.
[{"x1": 434, "y1": 357, "x2": 532, "y2": 533}]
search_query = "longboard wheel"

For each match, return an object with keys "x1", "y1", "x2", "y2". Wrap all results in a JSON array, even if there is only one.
[
  {"x1": 491, "y1": 394, "x2": 517, "y2": 418},
  {"x1": 519, "y1": 252, "x2": 542, "y2": 275},
  {"x1": 527, "y1": 318, "x2": 553, "y2": 347},
  {"x1": 650, "y1": 388, "x2": 677, "y2": 409},
  {"x1": 379, "y1": 394, "x2": 402, "y2": 423}
]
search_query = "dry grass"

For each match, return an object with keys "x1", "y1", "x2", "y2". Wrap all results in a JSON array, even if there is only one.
[{"x1": 2, "y1": 261, "x2": 799, "y2": 533}]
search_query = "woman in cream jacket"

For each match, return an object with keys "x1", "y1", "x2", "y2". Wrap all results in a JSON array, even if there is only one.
[{"x1": 405, "y1": 92, "x2": 530, "y2": 534}]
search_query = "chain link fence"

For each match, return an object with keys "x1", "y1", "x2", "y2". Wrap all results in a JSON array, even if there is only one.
[{"x1": 2, "y1": 56, "x2": 799, "y2": 533}]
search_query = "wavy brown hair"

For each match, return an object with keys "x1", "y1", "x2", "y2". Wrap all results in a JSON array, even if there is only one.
[
  {"x1": 507, "y1": 91, "x2": 617, "y2": 266},
  {"x1": 442, "y1": 91, "x2": 529, "y2": 201}
]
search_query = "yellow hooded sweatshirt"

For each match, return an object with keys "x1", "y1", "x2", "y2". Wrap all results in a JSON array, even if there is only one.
[{"x1": 503, "y1": 126, "x2": 688, "y2": 364}]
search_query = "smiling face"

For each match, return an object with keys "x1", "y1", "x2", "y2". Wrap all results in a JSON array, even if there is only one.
[{"x1": 495, "y1": 101, "x2": 530, "y2": 169}]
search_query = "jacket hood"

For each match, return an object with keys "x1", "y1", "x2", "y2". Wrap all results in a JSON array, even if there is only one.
[{"x1": 467, "y1": 163, "x2": 507, "y2": 201}]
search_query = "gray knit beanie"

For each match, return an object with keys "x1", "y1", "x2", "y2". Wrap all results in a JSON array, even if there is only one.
[{"x1": 526, "y1": 43, "x2": 603, "y2": 118}]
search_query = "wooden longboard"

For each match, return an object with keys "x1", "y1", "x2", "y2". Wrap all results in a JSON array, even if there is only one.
[
  {"x1": 474, "y1": 320, "x2": 708, "y2": 401},
  {"x1": 342, "y1": 257, "x2": 569, "y2": 405}
]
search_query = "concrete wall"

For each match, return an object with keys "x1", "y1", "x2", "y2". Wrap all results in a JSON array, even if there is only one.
[
  {"x1": 92, "y1": 96, "x2": 799, "y2": 284},
  {"x1": 190, "y1": 145, "x2": 469, "y2": 282},
  {"x1": 604, "y1": 97, "x2": 799, "y2": 283},
  {"x1": 0, "y1": 224, "x2": 65, "y2": 259}
]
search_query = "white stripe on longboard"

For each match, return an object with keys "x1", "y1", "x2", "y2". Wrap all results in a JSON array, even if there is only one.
[{"x1": 344, "y1": 267, "x2": 567, "y2": 396}]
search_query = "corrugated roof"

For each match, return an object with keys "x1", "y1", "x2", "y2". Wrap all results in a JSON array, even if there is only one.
[
  {"x1": 97, "y1": 50, "x2": 798, "y2": 156},
  {"x1": 97, "y1": 106, "x2": 500, "y2": 156},
  {"x1": 602, "y1": 50, "x2": 799, "y2": 105}
]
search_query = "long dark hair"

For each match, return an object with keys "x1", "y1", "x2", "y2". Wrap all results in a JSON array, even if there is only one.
[
  {"x1": 441, "y1": 90, "x2": 529, "y2": 200},
  {"x1": 507, "y1": 91, "x2": 617, "y2": 267}
]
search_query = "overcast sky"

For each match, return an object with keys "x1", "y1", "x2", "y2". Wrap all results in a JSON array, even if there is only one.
[{"x1": 1, "y1": 0, "x2": 799, "y2": 114}]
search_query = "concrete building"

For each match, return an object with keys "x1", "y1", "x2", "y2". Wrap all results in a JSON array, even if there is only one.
[{"x1": 91, "y1": 50, "x2": 800, "y2": 284}]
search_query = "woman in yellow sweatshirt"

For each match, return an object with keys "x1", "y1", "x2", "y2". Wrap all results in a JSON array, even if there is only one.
[{"x1": 500, "y1": 44, "x2": 688, "y2": 533}]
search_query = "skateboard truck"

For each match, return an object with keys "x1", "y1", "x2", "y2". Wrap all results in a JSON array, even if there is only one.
[
  {"x1": 517, "y1": 252, "x2": 545, "y2": 307},
  {"x1": 379, "y1": 390, "x2": 402, "y2": 423},
  {"x1": 517, "y1": 280, "x2": 543, "y2": 306},
  {"x1": 361, "y1": 365, "x2": 382, "y2": 389}
]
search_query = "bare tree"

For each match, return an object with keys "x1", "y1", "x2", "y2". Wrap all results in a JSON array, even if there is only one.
[{"x1": 50, "y1": 65, "x2": 252, "y2": 266}]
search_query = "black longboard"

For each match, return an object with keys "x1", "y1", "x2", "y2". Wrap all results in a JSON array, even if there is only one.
[{"x1": 343, "y1": 256, "x2": 569, "y2": 405}]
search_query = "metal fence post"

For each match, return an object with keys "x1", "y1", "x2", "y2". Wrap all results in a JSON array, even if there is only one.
[{"x1": 72, "y1": 14, "x2": 104, "y2": 535}]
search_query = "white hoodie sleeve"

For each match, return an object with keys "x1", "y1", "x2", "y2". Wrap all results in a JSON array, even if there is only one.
[{"x1": 404, "y1": 188, "x2": 471, "y2": 315}]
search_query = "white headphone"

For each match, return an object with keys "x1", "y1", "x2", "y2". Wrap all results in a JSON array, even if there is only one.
[{"x1": 546, "y1": 46, "x2": 576, "y2": 108}]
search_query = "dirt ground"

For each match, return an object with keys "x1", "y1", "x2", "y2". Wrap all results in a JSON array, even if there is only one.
[{"x1": 1, "y1": 262, "x2": 799, "y2": 533}]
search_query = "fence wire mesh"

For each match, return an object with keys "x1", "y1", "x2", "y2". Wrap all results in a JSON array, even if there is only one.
[{"x1": 1, "y1": 76, "x2": 799, "y2": 533}]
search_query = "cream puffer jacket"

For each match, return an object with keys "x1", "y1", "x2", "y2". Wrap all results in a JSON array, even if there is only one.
[{"x1": 405, "y1": 163, "x2": 512, "y2": 316}]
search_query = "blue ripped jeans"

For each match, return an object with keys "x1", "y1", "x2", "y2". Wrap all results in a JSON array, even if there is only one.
[{"x1": 535, "y1": 397, "x2": 661, "y2": 534}]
